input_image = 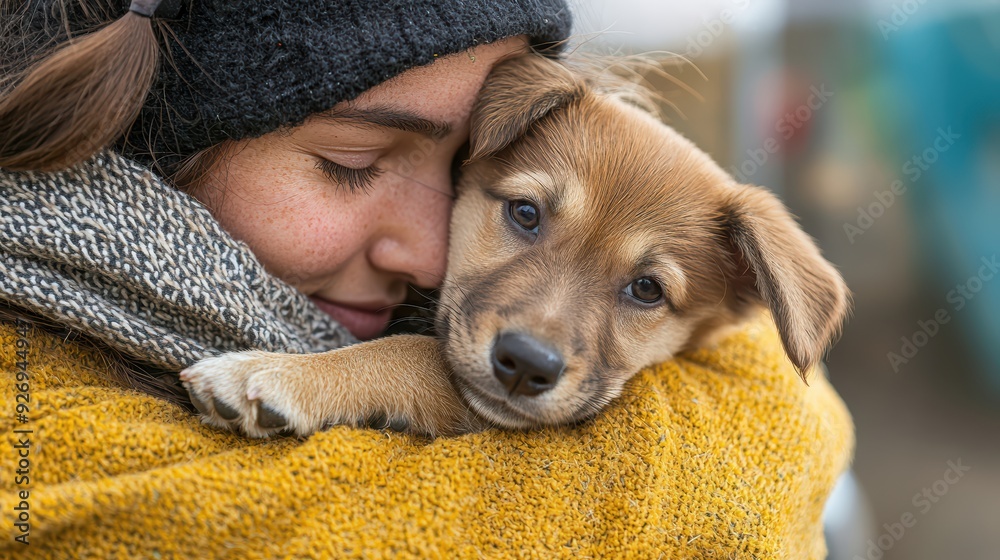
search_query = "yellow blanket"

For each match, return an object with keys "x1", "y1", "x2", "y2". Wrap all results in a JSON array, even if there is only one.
[{"x1": 0, "y1": 313, "x2": 852, "y2": 558}]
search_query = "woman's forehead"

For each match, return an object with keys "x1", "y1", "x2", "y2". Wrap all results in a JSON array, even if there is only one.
[{"x1": 347, "y1": 37, "x2": 531, "y2": 126}]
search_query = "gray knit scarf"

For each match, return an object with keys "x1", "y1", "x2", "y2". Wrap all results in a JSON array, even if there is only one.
[{"x1": 1, "y1": 151, "x2": 356, "y2": 397}]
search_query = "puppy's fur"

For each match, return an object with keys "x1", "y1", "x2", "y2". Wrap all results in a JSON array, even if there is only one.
[{"x1": 181, "y1": 55, "x2": 849, "y2": 438}]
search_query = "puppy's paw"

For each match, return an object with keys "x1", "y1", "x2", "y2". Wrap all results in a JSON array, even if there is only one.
[{"x1": 180, "y1": 352, "x2": 317, "y2": 438}]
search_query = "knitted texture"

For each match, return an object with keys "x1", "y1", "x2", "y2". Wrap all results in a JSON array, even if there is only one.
[
  {"x1": 0, "y1": 313, "x2": 854, "y2": 558},
  {"x1": 0, "y1": 152, "x2": 354, "y2": 373},
  {"x1": 25, "y1": 0, "x2": 573, "y2": 169}
]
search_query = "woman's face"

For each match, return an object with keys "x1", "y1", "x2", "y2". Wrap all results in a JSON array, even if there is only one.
[{"x1": 191, "y1": 37, "x2": 528, "y2": 340}]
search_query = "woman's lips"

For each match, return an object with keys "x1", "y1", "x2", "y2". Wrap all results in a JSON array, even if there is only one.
[{"x1": 309, "y1": 296, "x2": 394, "y2": 340}]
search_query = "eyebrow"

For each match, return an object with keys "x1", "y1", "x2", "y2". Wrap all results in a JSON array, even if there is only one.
[
  {"x1": 635, "y1": 250, "x2": 687, "y2": 311},
  {"x1": 491, "y1": 171, "x2": 562, "y2": 211},
  {"x1": 315, "y1": 106, "x2": 452, "y2": 139}
]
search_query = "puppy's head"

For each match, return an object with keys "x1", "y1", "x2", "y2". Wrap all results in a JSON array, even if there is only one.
[{"x1": 437, "y1": 55, "x2": 849, "y2": 429}]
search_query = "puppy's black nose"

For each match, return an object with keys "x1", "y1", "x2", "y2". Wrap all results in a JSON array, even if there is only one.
[{"x1": 491, "y1": 332, "x2": 564, "y2": 396}]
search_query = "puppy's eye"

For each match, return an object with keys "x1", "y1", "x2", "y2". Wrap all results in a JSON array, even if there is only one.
[
  {"x1": 625, "y1": 277, "x2": 664, "y2": 304},
  {"x1": 508, "y1": 200, "x2": 540, "y2": 233}
]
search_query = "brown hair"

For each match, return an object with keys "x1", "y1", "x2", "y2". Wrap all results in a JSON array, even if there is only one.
[
  {"x1": 0, "y1": 2, "x2": 219, "y2": 402},
  {"x1": 0, "y1": 2, "x2": 162, "y2": 171}
]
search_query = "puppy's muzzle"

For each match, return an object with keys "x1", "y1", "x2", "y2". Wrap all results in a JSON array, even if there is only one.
[{"x1": 491, "y1": 332, "x2": 564, "y2": 396}]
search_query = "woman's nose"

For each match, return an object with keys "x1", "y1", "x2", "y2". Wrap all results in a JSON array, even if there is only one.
[{"x1": 367, "y1": 178, "x2": 453, "y2": 289}]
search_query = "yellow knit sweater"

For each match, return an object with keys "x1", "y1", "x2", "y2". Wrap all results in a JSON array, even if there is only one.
[{"x1": 0, "y1": 313, "x2": 852, "y2": 559}]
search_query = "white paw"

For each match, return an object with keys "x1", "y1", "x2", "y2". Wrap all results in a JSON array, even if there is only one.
[{"x1": 180, "y1": 352, "x2": 321, "y2": 438}]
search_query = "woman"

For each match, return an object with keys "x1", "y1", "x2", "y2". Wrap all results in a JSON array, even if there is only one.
[{"x1": 0, "y1": 1, "x2": 852, "y2": 557}]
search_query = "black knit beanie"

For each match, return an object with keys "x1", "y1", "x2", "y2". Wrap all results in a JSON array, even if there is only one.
[
  {"x1": 28, "y1": 0, "x2": 571, "y2": 171},
  {"x1": 27, "y1": 0, "x2": 571, "y2": 171}
]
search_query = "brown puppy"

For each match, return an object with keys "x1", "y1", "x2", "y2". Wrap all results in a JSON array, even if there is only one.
[{"x1": 180, "y1": 54, "x2": 849, "y2": 438}]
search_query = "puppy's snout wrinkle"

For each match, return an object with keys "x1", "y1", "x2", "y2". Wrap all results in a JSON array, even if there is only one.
[{"x1": 491, "y1": 332, "x2": 564, "y2": 396}]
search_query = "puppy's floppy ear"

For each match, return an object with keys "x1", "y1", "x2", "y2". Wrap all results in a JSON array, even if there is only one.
[
  {"x1": 721, "y1": 185, "x2": 850, "y2": 381},
  {"x1": 468, "y1": 54, "x2": 583, "y2": 161}
]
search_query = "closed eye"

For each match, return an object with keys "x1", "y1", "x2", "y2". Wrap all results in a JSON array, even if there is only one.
[{"x1": 316, "y1": 158, "x2": 384, "y2": 194}]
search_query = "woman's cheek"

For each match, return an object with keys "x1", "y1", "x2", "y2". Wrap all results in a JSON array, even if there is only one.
[
  {"x1": 210, "y1": 174, "x2": 369, "y2": 289},
  {"x1": 260, "y1": 199, "x2": 374, "y2": 287}
]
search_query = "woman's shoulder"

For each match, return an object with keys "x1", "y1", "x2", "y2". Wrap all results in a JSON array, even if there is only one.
[
  {"x1": 1, "y1": 318, "x2": 118, "y2": 391},
  {"x1": 0, "y1": 318, "x2": 199, "y2": 442}
]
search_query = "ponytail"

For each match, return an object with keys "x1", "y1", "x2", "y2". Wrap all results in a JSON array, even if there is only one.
[{"x1": 0, "y1": 2, "x2": 177, "y2": 172}]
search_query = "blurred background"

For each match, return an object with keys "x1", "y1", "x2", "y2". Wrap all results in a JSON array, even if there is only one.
[{"x1": 568, "y1": 0, "x2": 1000, "y2": 558}]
